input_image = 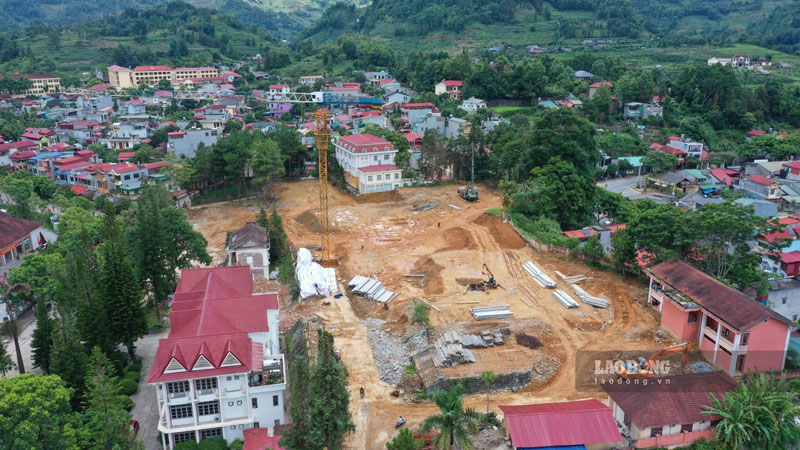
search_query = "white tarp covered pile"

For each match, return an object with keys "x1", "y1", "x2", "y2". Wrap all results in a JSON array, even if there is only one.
[{"x1": 296, "y1": 248, "x2": 338, "y2": 299}]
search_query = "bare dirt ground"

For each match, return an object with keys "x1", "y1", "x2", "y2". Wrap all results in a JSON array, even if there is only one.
[{"x1": 187, "y1": 180, "x2": 671, "y2": 449}]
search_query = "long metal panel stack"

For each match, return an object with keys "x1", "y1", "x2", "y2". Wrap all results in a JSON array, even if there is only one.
[
  {"x1": 348, "y1": 275, "x2": 397, "y2": 303},
  {"x1": 470, "y1": 305, "x2": 514, "y2": 320},
  {"x1": 552, "y1": 290, "x2": 580, "y2": 308},
  {"x1": 523, "y1": 262, "x2": 557, "y2": 288},
  {"x1": 571, "y1": 284, "x2": 610, "y2": 308}
]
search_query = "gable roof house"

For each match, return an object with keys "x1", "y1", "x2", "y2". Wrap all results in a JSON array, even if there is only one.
[
  {"x1": 434, "y1": 80, "x2": 463, "y2": 101},
  {"x1": 603, "y1": 371, "x2": 738, "y2": 448},
  {"x1": 226, "y1": 222, "x2": 270, "y2": 279},
  {"x1": 646, "y1": 260, "x2": 794, "y2": 376},
  {"x1": 499, "y1": 399, "x2": 622, "y2": 450},
  {"x1": 0, "y1": 211, "x2": 58, "y2": 282},
  {"x1": 147, "y1": 265, "x2": 285, "y2": 449},
  {"x1": 741, "y1": 175, "x2": 782, "y2": 201}
]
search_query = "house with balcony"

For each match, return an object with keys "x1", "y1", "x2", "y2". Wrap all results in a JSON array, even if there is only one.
[
  {"x1": 148, "y1": 265, "x2": 285, "y2": 449},
  {"x1": 741, "y1": 175, "x2": 782, "y2": 201},
  {"x1": 624, "y1": 102, "x2": 663, "y2": 120},
  {"x1": 646, "y1": 260, "x2": 794, "y2": 376},
  {"x1": 334, "y1": 134, "x2": 405, "y2": 194},
  {"x1": 0, "y1": 211, "x2": 58, "y2": 282},
  {"x1": 666, "y1": 136, "x2": 704, "y2": 159},
  {"x1": 603, "y1": 371, "x2": 738, "y2": 448},
  {"x1": 434, "y1": 80, "x2": 463, "y2": 101},
  {"x1": 0, "y1": 140, "x2": 39, "y2": 167}
]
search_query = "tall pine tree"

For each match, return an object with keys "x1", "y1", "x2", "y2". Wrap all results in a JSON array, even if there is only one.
[
  {"x1": 307, "y1": 329, "x2": 355, "y2": 449},
  {"x1": 31, "y1": 297, "x2": 54, "y2": 373},
  {"x1": 84, "y1": 347, "x2": 141, "y2": 450},
  {"x1": 268, "y1": 206, "x2": 287, "y2": 263},
  {"x1": 97, "y1": 204, "x2": 147, "y2": 359},
  {"x1": 50, "y1": 315, "x2": 88, "y2": 409},
  {"x1": 280, "y1": 354, "x2": 313, "y2": 450}
]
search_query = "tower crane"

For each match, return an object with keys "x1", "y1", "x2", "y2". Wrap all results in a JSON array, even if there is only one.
[{"x1": 272, "y1": 92, "x2": 383, "y2": 264}]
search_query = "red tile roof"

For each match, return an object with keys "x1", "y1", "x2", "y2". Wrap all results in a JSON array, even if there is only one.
[
  {"x1": 117, "y1": 152, "x2": 135, "y2": 161},
  {"x1": 746, "y1": 129, "x2": 767, "y2": 137},
  {"x1": 760, "y1": 228, "x2": 794, "y2": 243},
  {"x1": 777, "y1": 216, "x2": 800, "y2": 225},
  {"x1": 0, "y1": 211, "x2": 43, "y2": 250},
  {"x1": 110, "y1": 163, "x2": 139, "y2": 174},
  {"x1": 243, "y1": 428, "x2": 285, "y2": 450},
  {"x1": 70, "y1": 185, "x2": 89, "y2": 195},
  {"x1": 133, "y1": 65, "x2": 172, "y2": 72},
  {"x1": 439, "y1": 80, "x2": 463, "y2": 86},
  {"x1": 563, "y1": 224, "x2": 626, "y2": 240},
  {"x1": 772, "y1": 251, "x2": 800, "y2": 264},
  {"x1": 339, "y1": 134, "x2": 392, "y2": 147},
  {"x1": 142, "y1": 161, "x2": 168, "y2": 170},
  {"x1": 748, "y1": 175, "x2": 774, "y2": 186},
  {"x1": 0, "y1": 140, "x2": 38, "y2": 154},
  {"x1": 603, "y1": 371, "x2": 737, "y2": 429},
  {"x1": 359, "y1": 164, "x2": 400, "y2": 173},
  {"x1": 56, "y1": 161, "x2": 92, "y2": 172},
  {"x1": 9, "y1": 150, "x2": 37, "y2": 160},
  {"x1": 649, "y1": 260, "x2": 792, "y2": 330},
  {"x1": 589, "y1": 81, "x2": 612, "y2": 88},
  {"x1": 709, "y1": 168, "x2": 733, "y2": 187},
  {"x1": 499, "y1": 400, "x2": 622, "y2": 448},
  {"x1": 403, "y1": 132, "x2": 422, "y2": 142},
  {"x1": 88, "y1": 84, "x2": 112, "y2": 92}
]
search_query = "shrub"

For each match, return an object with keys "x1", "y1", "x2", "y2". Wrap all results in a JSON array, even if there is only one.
[
  {"x1": 198, "y1": 437, "x2": 228, "y2": 450},
  {"x1": 174, "y1": 442, "x2": 199, "y2": 450},
  {"x1": 125, "y1": 371, "x2": 141, "y2": 381},
  {"x1": 128, "y1": 362, "x2": 142, "y2": 373},
  {"x1": 117, "y1": 395, "x2": 133, "y2": 411},
  {"x1": 118, "y1": 378, "x2": 139, "y2": 396},
  {"x1": 411, "y1": 301, "x2": 429, "y2": 326},
  {"x1": 228, "y1": 440, "x2": 244, "y2": 450}
]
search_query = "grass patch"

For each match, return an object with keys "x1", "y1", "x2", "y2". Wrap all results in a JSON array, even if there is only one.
[
  {"x1": 492, "y1": 106, "x2": 536, "y2": 119},
  {"x1": 484, "y1": 208, "x2": 505, "y2": 217},
  {"x1": 404, "y1": 364, "x2": 417, "y2": 375},
  {"x1": 411, "y1": 300, "x2": 430, "y2": 326}
]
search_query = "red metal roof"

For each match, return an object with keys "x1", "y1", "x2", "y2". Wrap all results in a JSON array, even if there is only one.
[
  {"x1": 133, "y1": 65, "x2": 172, "y2": 72},
  {"x1": 9, "y1": 150, "x2": 37, "y2": 160},
  {"x1": 0, "y1": 211, "x2": 43, "y2": 250},
  {"x1": 0, "y1": 140, "x2": 38, "y2": 154},
  {"x1": 70, "y1": 185, "x2": 89, "y2": 195},
  {"x1": 401, "y1": 102, "x2": 434, "y2": 109},
  {"x1": 748, "y1": 175, "x2": 773, "y2": 186},
  {"x1": 142, "y1": 161, "x2": 168, "y2": 170},
  {"x1": 773, "y1": 251, "x2": 800, "y2": 264},
  {"x1": 499, "y1": 399, "x2": 622, "y2": 448},
  {"x1": 243, "y1": 428, "x2": 285, "y2": 450},
  {"x1": 359, "y1": 164, "x2": 400, "y2": 173},
  {"x1": 603, "y1": 371, "x2": 737, "y2": 429},
  {"x1": 57, "y1": 161, "x2": 92, "y2": 172},
  {"x1": 339, "y1": 134, "x2": 392, "y2": 147},
  {"x1": 110, "y1": 163, "x2": 139, "y2": 174},
  {"x1": 117, "y1": 152, "x2": 135, "y2": 161},
  {"x1": 649, "y1": 260, "x2": 792, "y2": 330},
  {"x1": 439, "y1": 80, "x2": 463, "y2": 86},
  {"x1": 746, "y1": 129, "x2": 767, "y2": 137},
  {"x1": 760, "y1": 228, "x2": 794, "y2": 243},
  {"x1": 710, "y1": 168, "x2": 733, "y2": 187},
  {"x1": 777, "y1": 216, "x2": 800, "y2": 225},
  {"x1": 589, "y1": 81, "x2": 612, "y2": 88}
]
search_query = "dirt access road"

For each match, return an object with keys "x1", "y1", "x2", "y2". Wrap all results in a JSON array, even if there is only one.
[{"x1": 187, "y1": 180, "x2": 668, "y2": 449}]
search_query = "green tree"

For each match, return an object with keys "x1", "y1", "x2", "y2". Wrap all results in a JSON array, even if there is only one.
[
  {"x1": 579, "y1": 235, "x2": 606, "y2": 260},
  {"x1": 306, "y1": 329, "x2": 355, "y2": 449},
  {"x1": 610, "y1": 228, "x2": 638, "y2": 275},
  {"x1": 251, "y1": 135, "x2": 286, "y2": 196},
  {"x1": 0, "y1": 279, "x2": 30, "y2": 374},
  {"x1": 256, "y1": 207, "x2": 269, "y2": 230},
  {"x1": 31, "y1": 297, "x2": 54, "y2": 373},
  {"x1": 0, "y1": 341, "x2": 15, "y2": 377},
  {"x1": 480, "y1": 370, "x2": 497, "y2": 414},
  {"x1": 83, "y1": 347, "x2": 140, "y2": 450},
  {"x1": 641, "y1": 150, "x2": 678, "y2": 173},
  {"x1": 268, "y1": 207, "x2": 288, "y2": 264},
  {"x1": 518, "y1": 107, "x2": 598, "y2": 178},
  {"x1": 386, "y1": 428, "x2": 424, "y2": 450},
  {"x1": 0, "y1": 374, "x2": 84, "y2": 450},
  {"x1": 280, "y1": 355, "x2": 313, "y2": 450},
  {"x1": 96, "y1": 205, "x2": 147, "y2": 359},
  {"x1": 419, "y1": 384, "x2": 482, "y2": 450},
  {"x1": 130, "y1": 186, "x2": 210, "y2": 320},
  {"x1": 50, "y1": 315, "x2": 88, "y2": 408},
  {"x1": 703, "y1": 372, "x2": 800, "y2": 449}
]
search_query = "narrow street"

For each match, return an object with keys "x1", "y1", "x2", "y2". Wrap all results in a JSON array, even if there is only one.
[
  {"x1": 2, "y1": 308, "x2": 39, "y2": 377},
  {"x1": 130, "y1": 328, "x2": 169, "y2": 450}
]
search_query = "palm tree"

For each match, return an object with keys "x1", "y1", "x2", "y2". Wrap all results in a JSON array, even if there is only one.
[
  {"x1": 480, "y1": 370, "x2": 497, "y2": 415},
  {"x1": 1, "y1": 279, "x2": 30, "y2": 374},
  {"x1": 420, "y1": 384, "x2": 482, "y2": 450}
]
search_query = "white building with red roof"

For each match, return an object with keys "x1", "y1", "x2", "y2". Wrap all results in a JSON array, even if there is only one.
[
  {"x1": 435, "y1": 80, "x2": 463, "y2": 100},
  {"x1": 148, "y1": 265, "x2": 285, "y2": 449},
  {"x1": 334, "y1": 134, "x2": 405, "y2": 193}
]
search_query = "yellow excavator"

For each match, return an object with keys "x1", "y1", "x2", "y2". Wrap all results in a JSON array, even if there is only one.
[
  {"x1": 465, "y1": 263, "x2": 500, "y2": 293},
  {"x1": 617, "y1": 343, "x2": 692, "y2": 379}
]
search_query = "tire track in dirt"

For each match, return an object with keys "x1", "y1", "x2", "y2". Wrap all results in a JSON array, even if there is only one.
[{"x1": 503, "y1": 251, "x2": 538, "y2": 305}]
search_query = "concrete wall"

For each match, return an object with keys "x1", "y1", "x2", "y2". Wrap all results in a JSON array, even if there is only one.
[
  {"x1": 745, "y1": 316, "x2": 790, "y2": 372},
  {"x1": 660, "y1": 299, "x2": 699, "y2": 343},
  {"x1": 767, "y1": 287, "x2": 800, "y2": 322}
]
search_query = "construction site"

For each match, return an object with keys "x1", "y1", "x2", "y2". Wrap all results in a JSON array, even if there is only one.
[{"x1": 186, "y1": 179, "x2": 708, "y2": 449}]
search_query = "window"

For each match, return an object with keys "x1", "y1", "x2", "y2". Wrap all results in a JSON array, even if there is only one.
[
  {"x1": 273, "y1": 395, "x2": 279, "y2": 406},
  {"x1": 651, "y1": 427, "x2": 663, "y2": 437},
  {"x1": 721, "y1": 328, "x2": 730, "y2": 338},
  {"x1": 199, "y1": 428, "x2": 222, "y2": 440},
  {"x1": 124, "y1": 175, "x2": 131, "y2": 180},
  {"x1": 254, "y1": 422, "x2": 260, "y2": 428},
  {"x1": 237, "y1": 400, "x2": 242, "y2": 405},
  {"x1": 228, "y1": 401, "x2": 234, "y2": 406},
  {"x1": 794, "y1": 314, "x2": 798, "y2": 321},
  {"x1": 170, "y1": 404, "x2": 193, "y2": 420},
  {"x1": 252, "y1": 398, "x2": 258, "y2": 408},
  {"x1": 167, "y1": 380, "x2": 190, "y2": 395},
  {"x1": 783, "y1": 297, "x2": 788, "y2": 304},
  {"x1": 742, "y1": 333, "x2": 749, "y2": 345},
  {"x1": 367, "y1": 176, "x2": 373, "y2": 182},
  {"x1": 226, "y1": 376, "x2": 232, "y2": 381},
  {"x1": 173, "y1": 431, "x2": 195, "y2": 444},
  {"x1": 681, "y1": 424, "x2": 693, "y2": 433},
  {"x1": 373, "y1": 155, "x2": 378, "y2": 162},
  {"x1": 384, "y1": 154, "x2": 389, "y2": 160},
  {"x1": 377, "y1": 175, "x2": 382, "y2": 181},
  {"x1": 394, "y1": 173, "x2": 400, "y2": 180},
  {"x1": 687, "y1": 311, "x2": 699, "y2": 323},
  {"x1": 197, "y1": 401, "x2": 219, "y2": 416},
  {"x1": 195, "y1": 378, "x2": 217, "y2": 392}
]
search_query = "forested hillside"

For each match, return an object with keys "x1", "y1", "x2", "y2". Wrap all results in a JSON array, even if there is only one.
[
  {"x1": 0, "y1": 2, "x2": 286, "y2": 73},
  {"x1": 0, "y1": 0, "x2": 355, "y2": 35}
]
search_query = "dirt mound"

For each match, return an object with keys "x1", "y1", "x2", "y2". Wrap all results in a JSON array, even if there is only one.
[
  {"x1": 472, "y1": 213, "x2": 526, "y2": 249},
  {"x1": 411, "y1": 256, "x2": 445, "y2": 295},
  {"x1": 355, "y1": 190, "x2": 402, "y2": 203},
  {"x1": 437, "y1": 226, "x2": 477, "y2": 252},
  {"x1": 295, "y1": 209, "x2": 323, "y2": 234}
]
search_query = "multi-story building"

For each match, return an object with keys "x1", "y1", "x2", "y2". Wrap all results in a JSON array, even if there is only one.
[
  {"x1": 147, "y1": 265, "x2": 285, "y2": 449},
  {"x1": 0, "y1": 73, "x2": 62, "y2": 97},
  {"x1": 434, "y1": 80, "x2": 463, "y2": 100},
  {"x1": 168, "y1": 129, "x2": 221, "y2": 159},
  {"x1": 0, "y1": 140, "x2": 39, "y2": 167},
  {"x1": 334, "y1": 134, "x2": 404, "y2": 194},
  {"x1": 107, "y1": 65, "x2": 220, "y2": 88},
  {"x1": 646, "y1": 260, "x2": 795, "y2": 376},
  {"x1": 298, "y1": 75, "x2": 323, "y2": 86}
]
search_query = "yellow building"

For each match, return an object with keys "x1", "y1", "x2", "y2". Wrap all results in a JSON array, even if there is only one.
[
  {"x1": 0, "y1": 74, "x2": 62, "y2": 97},
  {"x1": 107, "y1": 65, "x2": 220, "y2": 88}
]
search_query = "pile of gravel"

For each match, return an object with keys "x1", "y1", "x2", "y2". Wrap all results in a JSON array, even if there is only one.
[
  {"x1": 689, "y1": 361, "x2": 716, "y2": 373},
  {"x1": 362, "y1": 319, "x2": 430, "y2": 384}
]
